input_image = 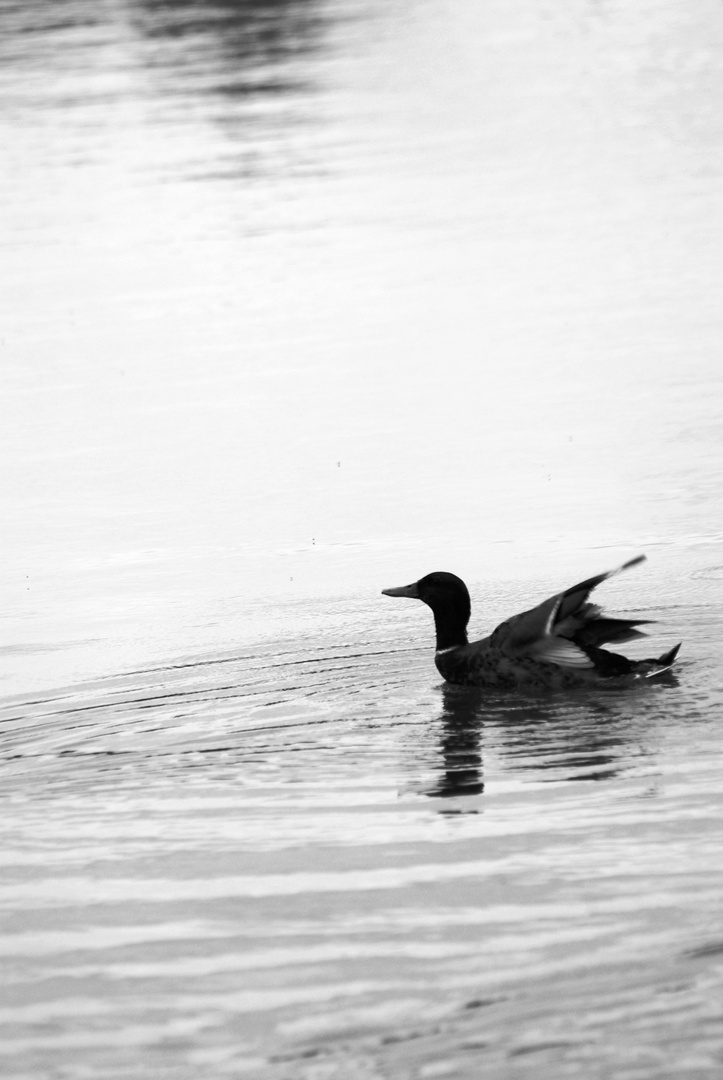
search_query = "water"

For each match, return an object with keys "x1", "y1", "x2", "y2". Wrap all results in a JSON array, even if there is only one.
[{"x1": 2, "y1": 0, "x2": 723, "y2": 1076}]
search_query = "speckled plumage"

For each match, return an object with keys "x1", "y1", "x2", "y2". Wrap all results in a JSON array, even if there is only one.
[{"x1": 382, "y1": 556, "x2": 681, "y2": 689}]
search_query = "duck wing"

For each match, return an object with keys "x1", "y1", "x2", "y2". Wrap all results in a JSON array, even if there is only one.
[{"x1": 493, "y1": 555, "x2": 651, "y2": 670}]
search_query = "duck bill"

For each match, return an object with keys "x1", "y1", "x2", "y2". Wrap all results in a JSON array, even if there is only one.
[{"x1": 381, "y1": 583, "x2": 420, "y2": 598}]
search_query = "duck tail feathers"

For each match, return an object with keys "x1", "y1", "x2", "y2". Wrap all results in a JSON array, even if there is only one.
[
  {"x1": 657, "y1": 642, "x2": 682, "y2": 668},
  {"x1": 638, "y1": 642, "x2": 682, "y2": 679}
]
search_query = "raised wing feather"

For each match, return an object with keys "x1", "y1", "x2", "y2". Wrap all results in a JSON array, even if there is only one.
[
  {"x1": 494, "y1": 555, "x2": 649, "y2": 670},
  {"x1": 554, "y1": 554, "x2": 646, "y2": 624}
]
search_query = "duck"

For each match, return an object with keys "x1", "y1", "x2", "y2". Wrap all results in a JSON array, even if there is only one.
[{"x1": 382, "y1": 554, "x2": 681, "y2": 688}]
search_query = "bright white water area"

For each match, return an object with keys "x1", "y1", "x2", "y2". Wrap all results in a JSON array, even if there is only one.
[{"x1": 2, "y1": 1, "x2": 723, "y2": 1077}]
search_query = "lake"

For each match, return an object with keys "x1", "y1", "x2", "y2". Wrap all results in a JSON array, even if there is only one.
[{"x1": 2, "y1": 1, "x2": 723, "y2": 1077}]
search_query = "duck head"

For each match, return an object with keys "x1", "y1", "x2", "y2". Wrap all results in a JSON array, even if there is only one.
[{"x1": 382, "y1": 571, "x2": 471, "y2": 650}]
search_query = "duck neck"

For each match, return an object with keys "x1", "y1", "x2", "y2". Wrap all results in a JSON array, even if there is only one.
[{"x1": 432, "y1": 608, "x2": 469, "y2": 652}]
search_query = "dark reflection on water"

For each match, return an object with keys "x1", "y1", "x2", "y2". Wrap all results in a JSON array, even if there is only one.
[
  {"x1": 2, "y1": 0, "x2": 327, "y2": 68},
  {"x1": 493, "y1": 694, "x2": 629, "y2": 783},
  {"x1": 131, "y1": 0, "x2": 327, "y2": 93},
  {"x1": 129, "y1": 0, "x2": 332, "y2": 183},
  {"x1": 428, "y1": 683, "x2": 485, "y2": 799},
  {"x1": 428, "y1": 681, "x2": 673, "y2": 799},
  {"x1": 1, "y1": 0, "x2": 331, "y2": 180}
]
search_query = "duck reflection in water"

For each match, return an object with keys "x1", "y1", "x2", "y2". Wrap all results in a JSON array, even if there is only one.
[
  {"x1": 427, "y1": 682, "x2": 665, "y2": 801},
  {"x1": 429, "y1": 684, "x2": 486, "y2": 800}
]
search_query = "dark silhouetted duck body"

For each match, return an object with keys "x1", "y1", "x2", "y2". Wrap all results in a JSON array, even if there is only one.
[{"x1": 382, "y1": 555, "x2": 681, "y2": 689}]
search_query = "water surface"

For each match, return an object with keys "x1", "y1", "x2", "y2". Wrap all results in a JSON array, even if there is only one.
[{"x1": 2, "y1": 1, "x2": 723, "y2": 1077}]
